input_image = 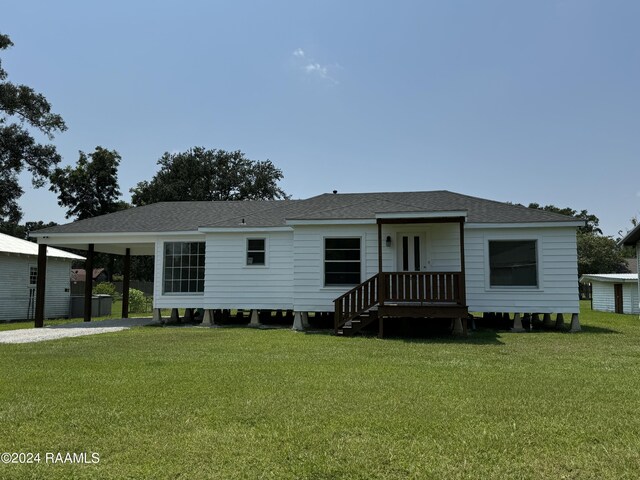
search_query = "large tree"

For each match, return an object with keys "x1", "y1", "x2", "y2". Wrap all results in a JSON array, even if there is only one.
[
  {"x1": 526, "y1": 203, "x2": 601, "y2": 234},
  {"x1": 578, "y1": 232, "x2": 628, "y2": 275},
  {"x1": 526, "y1": 203, "x2": 627, "y2": 274},
  {"x1": 50, "y1": 146, "x2": 127, "y2": 219},
  {"x1": 0, "y1": 33, "x2": 67, "y2": 226},
  {"x1": 130, "y1": 147, "x2": 288, "y2": 205},
  {"x1": 0, "y1": 220, "x2": 58, "y2": 240}
]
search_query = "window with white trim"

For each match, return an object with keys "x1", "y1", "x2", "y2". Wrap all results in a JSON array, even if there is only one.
[
  {"x1": 163, "y1": 242, "x2": 205, "y2": 293},
  {"x1": 324, "y1": 237, "x2": 361, "y2": 286},
  {"x1": 247, "y1": 238, "x2": 266, "y2": 265},
  {"x1": 489, "y1": 240, "x2": 538, "y2": 287}
]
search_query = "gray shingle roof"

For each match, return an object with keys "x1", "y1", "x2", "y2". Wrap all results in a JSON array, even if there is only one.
[{"x1": 33, "y1": 191, "x2": 581, "y2": 235}]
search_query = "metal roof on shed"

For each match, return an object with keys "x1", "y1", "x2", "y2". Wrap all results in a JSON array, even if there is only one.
[{"x1": 0, "y1": 233, "x2": 84, "y2": 260}]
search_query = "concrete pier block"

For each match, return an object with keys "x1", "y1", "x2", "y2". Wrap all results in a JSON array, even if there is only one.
[
  {"x1": 511, "y1": 313, "x2": 526, "y2": 333},
  {"x1": 569, "y1": 313, "x2": 581, "y2": 333},
  {"x1": 201, "y1": 309, "x2": 214, "y2": 326},
  {"x1": 249, "y1": 309, "x2": 261, "y2": 327}
]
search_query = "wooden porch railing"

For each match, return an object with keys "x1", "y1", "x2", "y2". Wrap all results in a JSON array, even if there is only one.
[
  {"x1": 334, "y1": 272, "x2": 464, "y2": 333},
  {"x1": 381, "y1": 272, "x2": 463, "y2": 305}
]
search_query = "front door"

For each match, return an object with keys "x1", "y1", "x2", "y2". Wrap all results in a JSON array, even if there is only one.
[
  {"x1": 614, "y1": 283, "x2": 623, "y2": 314},
  {"x1": 397, "y1": 233, "x2": 425, "y2": 271}
]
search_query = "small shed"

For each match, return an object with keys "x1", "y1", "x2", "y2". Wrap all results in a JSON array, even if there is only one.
[
  {"x1": 579, "y1": 273, "x2": 639, "y2": 315},
  {"x1": 0, "y1": 233, "x2": 85, "y2": 321}
]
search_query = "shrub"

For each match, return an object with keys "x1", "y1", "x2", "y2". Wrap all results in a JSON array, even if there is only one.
[
  {"x1": 128, "y1": 288, "x2": 148, "y2": 313},
  {"x1": 93, "y1": 282, "x2": 117, "y2": 297}
]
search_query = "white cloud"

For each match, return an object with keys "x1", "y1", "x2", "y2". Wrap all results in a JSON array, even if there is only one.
[
  {"x1": 292, "y1": 48, "x2": 338, "y2": 84},
  {"x1": 304, "y1": 63, "x2": 327, "y2": 76}
]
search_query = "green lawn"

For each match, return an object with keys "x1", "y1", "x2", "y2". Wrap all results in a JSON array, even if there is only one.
[{"x1": 1, "y1": 301, "x2": 639, "y2": 479}]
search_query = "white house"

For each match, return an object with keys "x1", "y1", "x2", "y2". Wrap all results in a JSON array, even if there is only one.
[
  {"x1": 30, "y1": 191, "x2": 584, "y2": 335},
  {"x1": 0, "y1": 233, "x2": 84, "y2": 321},
  {"x1": 620, "y1": 223, "x2": 640, "y2": 315},
  {"x1": 579, "y1": 274, "x2": 639, "y2": 315}
]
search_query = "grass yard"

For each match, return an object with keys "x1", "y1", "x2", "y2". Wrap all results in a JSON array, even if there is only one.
[{"x1": 1, "y1": 301, "x2": 639, "y2": 479}]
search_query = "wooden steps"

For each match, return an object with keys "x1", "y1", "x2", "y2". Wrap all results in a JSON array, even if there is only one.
[{"x1": 335, "y1": 311, "x2": 378, "y2": 336}]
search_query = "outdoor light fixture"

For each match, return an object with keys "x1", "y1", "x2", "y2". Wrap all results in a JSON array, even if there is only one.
[{"x1": 385, "y1": 235, "x2": 392, "y2": 247}]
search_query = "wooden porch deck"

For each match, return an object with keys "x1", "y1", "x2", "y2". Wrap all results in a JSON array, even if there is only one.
[{"x1": 334, "y1": 272, "x2": 468, "y2": 336}]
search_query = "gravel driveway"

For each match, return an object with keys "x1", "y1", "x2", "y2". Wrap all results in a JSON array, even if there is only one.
[{"x1": 0, "y1": 318, "x2": 157, "y2": 344}]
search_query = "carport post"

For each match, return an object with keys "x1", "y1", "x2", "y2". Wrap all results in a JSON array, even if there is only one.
[
  {"x1": 84, "y1": 244, "x2": 94, "y2": 322},
  {"x1": 122, "y1": 248, "x2": 131, "y2": 318},
  {"x1": 34, "y1": 243, "x2": 47, "y2": 328}
]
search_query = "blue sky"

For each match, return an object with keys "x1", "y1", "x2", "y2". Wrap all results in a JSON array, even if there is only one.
[{"x1": 3, "y1": 0, "x2": 639, "y2": 236}]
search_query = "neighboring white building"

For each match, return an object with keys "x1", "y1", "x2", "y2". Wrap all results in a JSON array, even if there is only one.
[
  {"x1": 31, "y1": 191, "x2": 585, "y2": 335},
  {"x1": 579, "y1": 274, "x2": 640, "y2": 315},
  {"x1": 620, "y1": 224, "x2": 640, "y2": 315},
  {"x1": 0, "y1": 233, "x2": 85, "y2": 321}
]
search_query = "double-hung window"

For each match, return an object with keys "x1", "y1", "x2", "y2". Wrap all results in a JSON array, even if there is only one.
[
  {"x1": 247, "y1": 238, "x2": 266, "y2": 266},
  {"x1": 324, "y1": 238, "x2": 361, "y2": 286}
]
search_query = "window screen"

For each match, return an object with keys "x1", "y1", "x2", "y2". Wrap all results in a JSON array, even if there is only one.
[
  {"x1": 247, "y1": 238, "x2": 266, "y2": 265},
  {"x1": 324, "y1": 238, "x2": 361, "y2": 285},
  {"x1": 489, "y1": 240, "x2": 537, "y2": 287}
]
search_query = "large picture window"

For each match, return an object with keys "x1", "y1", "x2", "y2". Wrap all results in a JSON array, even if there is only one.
[
  {"x1": 489, "y1": 240, "x2": 538, "y2": 287},
  {"x1": 163, "y1": 242, "x2": 205, "y2": 294},
  {"x1": 324, "y1": 238, "x2": 361, "y2": 286}
]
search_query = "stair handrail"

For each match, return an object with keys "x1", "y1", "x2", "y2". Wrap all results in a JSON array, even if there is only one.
[{"x1": 334, "y1": 273, "x2": 380, "y2": 333}]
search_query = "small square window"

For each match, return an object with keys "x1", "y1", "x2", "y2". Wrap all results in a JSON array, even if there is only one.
[
  {"x1": 247, "y1": 238, "x2": 266, "y2": 266},
  {"x1": 29, "y1": 266, "x2": 38, "y2": 286}
]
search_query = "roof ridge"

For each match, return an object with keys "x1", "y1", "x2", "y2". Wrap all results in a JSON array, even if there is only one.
[
  {"x1": 436, "y1": 191, "x2": 580, "y2": 221},
  {"x1": 202, "y1": 199, "x2": 302, "y2": 227},
  {"x1": 287, "y1": 197, "x2": 433, "y2": 219}
]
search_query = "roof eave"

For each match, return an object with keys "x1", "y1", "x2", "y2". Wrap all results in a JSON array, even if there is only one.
[{"x1": 620, "y1": 224, "x2": 640, "y2": 246}]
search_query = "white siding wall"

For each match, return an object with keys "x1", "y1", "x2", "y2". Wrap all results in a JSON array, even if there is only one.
[
  {"x1": 591, "y1": 282, "x2": 616, "y2": 313},
  {"x1": 626, "y1": 282, "x2": 639, "y2": 314},
  {"x1": 153, "y1": 235, "x2": 206, "y2": 309},
  {"x1": 426, "y1": 223, "x2": 461, "y2": 271},
  {"x1": 293, "y1": 225, "x2": 391, "y2": 312},
  {"x1": 150, "y1": 224, "x2": 581, "y2": 315},
  {"x1": 465, "y1": 226, "x2": 580, "y2": 314},
  {"x1": 591, "y1": 281, "x2": 640, "y2": 315},
  {"x1": 203, "y1": 231, "x2": 294, "y2": 309},
  {"x1": 0, "y1": 254, "x2": 73, "y2": 321},
  {"x1": 387, "y1": 223, "x2": 461, "y2": 271}
]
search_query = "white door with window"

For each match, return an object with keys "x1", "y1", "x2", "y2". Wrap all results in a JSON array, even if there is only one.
[{"x1": 396, "y1": 233, "x2": 427, "y2": 272}]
